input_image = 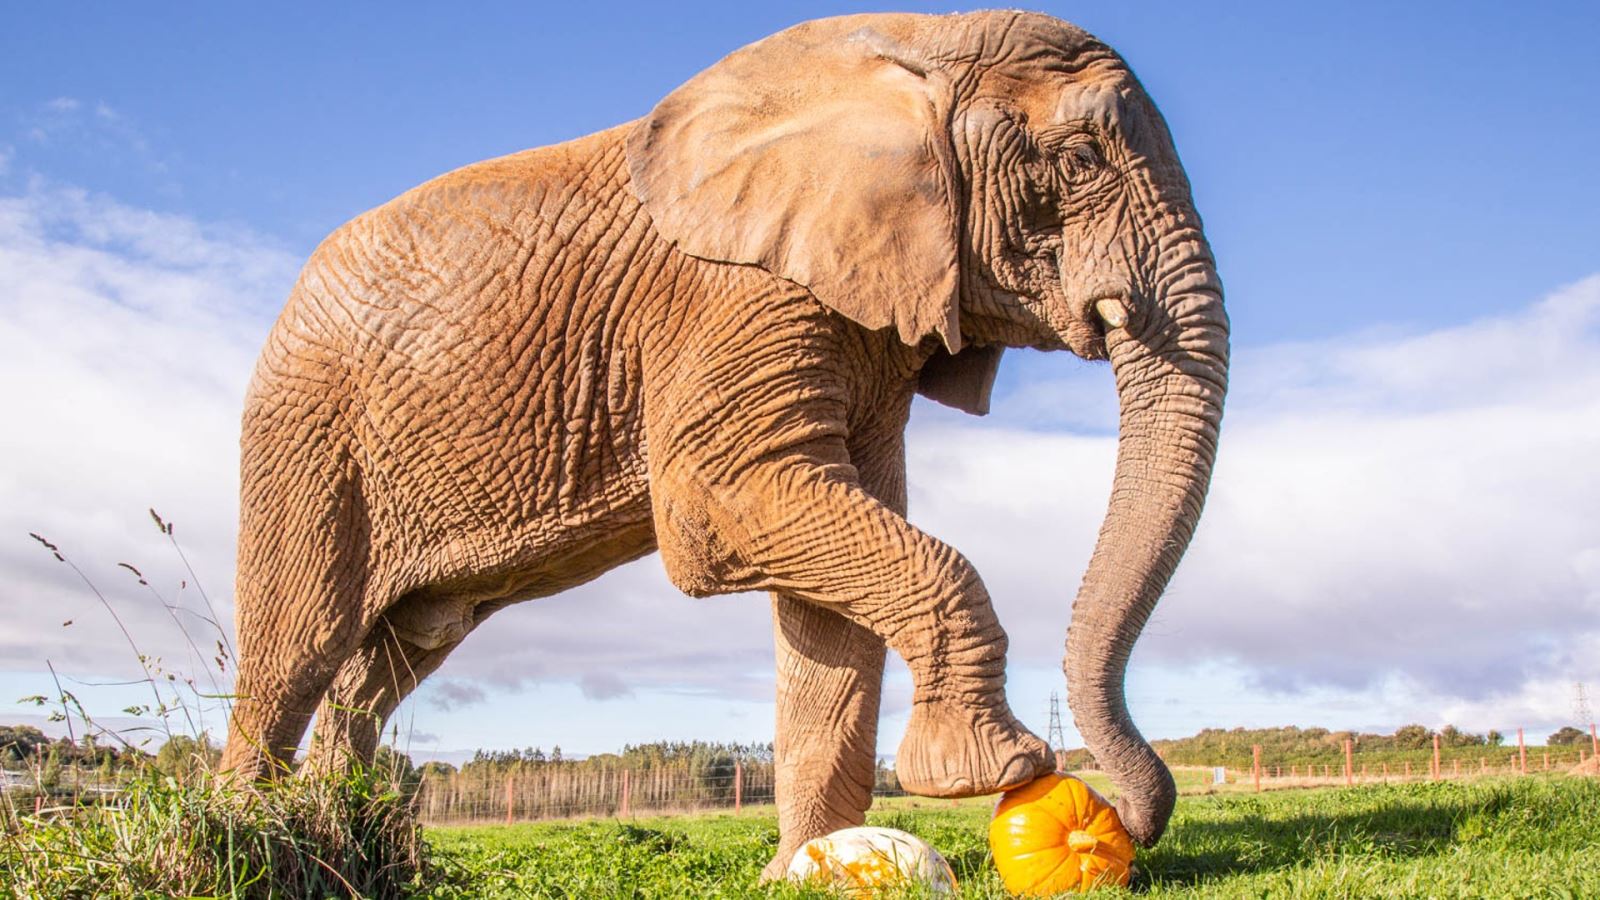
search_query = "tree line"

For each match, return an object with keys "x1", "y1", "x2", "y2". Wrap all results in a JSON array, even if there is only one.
[
  {"x1": 0, "y1": 725, "x2": 221, "y2": 790},
  {"x1": 1059, "y1": 724, "x2": 1592, "y2": 770}
]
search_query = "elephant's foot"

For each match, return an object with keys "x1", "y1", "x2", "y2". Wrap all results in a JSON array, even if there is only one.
[
  {"x1": 760, "y1": 828, "x2": 842, "y2": 883},
  {"x1": 758, "y1": 792, "x2": 871, "y2": 883},
  {"x1": 760, "y1": 849, "x2": 796, "y2": 884},
  {"x1": 217, "y1": 733, "x2": 291, "y2": 784},
  {"x1": 895, "y1": 698, "x2": 1052, "y2": 797}
]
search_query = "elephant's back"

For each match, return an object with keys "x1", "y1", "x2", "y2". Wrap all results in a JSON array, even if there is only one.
[
  {"x1": 252, "y1": 122, "x2": 664, "y2": 544},
  {"x1": 290, "y1": 122, "x2": 644, "y2": 343}
]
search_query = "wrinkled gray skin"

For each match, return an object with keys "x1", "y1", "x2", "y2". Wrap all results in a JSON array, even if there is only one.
[{"x1": 219, "y1": 11, "x2": 1226, "y2": 875}]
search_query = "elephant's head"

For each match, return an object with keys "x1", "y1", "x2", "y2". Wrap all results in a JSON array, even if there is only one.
[{"x1": 628, "y1": 11, "x2": 1227, "y2": 846}]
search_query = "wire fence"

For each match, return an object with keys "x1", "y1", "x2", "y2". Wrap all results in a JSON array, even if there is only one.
[
  {"x1": 7, "y1": 726, "x2": 1595, "y2": 826},
  {"x1": 413, "y1": 761, "x2": 920, "y2": 825},
  {"x1": 414, "y1": 729, "x2": 1600, "y2": 825},
  {"x1": 415, "y1": 762, "x2": 780, "y2": 825},
  {"x1": 1220, "y1": 729, "x2": 1598, "y2": 793}
]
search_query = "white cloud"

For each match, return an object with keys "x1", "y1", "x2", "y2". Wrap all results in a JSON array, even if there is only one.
[
  {"x1": 15, "y1": 99, "x2": 164, "y2": 179},
  {"x1": 4, "y1": 181, "x2": 1594, "y2": 750},
  {"x1": 0, "y1": 183, "x2": 295, "y2": 679},
  {"x1": 1151, "y1": 278, "x2": 1600, "y2": 701},
  {"x1": 426, "y1": 679, "x2": 488, "y2": 711},
  {"x1": 418, "y1": 559, "x2": 776, "y2": 705},
  {"x1": 914, "y1": 275, "x2": 1600, "y2": 736}
]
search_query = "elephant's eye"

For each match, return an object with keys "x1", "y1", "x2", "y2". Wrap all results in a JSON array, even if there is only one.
[{"x1": 1061, "y1": 137, "x2": 1104, "y2": 182}]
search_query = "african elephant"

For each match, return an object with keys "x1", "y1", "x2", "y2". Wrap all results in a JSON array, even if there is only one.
[{"x1": 219, "y1": 10, "x2": 1227, "y2": 872}]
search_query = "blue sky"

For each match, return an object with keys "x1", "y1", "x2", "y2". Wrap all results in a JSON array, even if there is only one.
[
  {"x1": 2, "y1": 3, "x2": 1597, "y2": 762},
  {"x1": 7, "y1": 1, "x2": 1597, "y2": 341}
]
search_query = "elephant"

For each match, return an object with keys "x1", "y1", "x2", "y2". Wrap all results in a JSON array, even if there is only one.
[{"x1": 218, "y1": 9, "x2": 1228, "y2": 874}]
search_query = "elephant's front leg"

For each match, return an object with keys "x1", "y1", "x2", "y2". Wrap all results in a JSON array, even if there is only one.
[
  {"x1": 761, "y1": 594, "x2": 885, "y2": 881},
  {"x1": 646, "y1": 292, "x2": 1050, "y2": 830},
  {"x1": 654, "y1": 449, "x2": 1051, "y2": 801}
]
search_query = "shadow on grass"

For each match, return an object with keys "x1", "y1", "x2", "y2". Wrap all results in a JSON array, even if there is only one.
[{"x1": 1132, "y1": 784, "x2": 1518, "y2": 890}]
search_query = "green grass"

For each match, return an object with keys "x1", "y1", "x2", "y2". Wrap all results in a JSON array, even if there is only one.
[
  {"x1": 6, "y1": 774, "x2": 1593, "y2": 897},
  {"x1": 419, "y1": 776, "x2": 1600, "y2": 899},
  {"x1": 0, "y1": 766, "x2": 427, "y2": 899}
]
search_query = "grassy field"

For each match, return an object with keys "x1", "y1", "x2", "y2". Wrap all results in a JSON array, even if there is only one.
[{"x1": 420, "y1": 776, "x2": 1600, "y2": 899}]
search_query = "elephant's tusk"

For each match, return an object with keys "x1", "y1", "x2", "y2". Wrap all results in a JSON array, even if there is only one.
[{"x1": 1094, "y1": 297, "x2": 1129, "y2": 329}]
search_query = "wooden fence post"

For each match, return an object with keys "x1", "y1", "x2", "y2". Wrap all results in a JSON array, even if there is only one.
[
  {"x1": 1431, "y1": 735, "x2": 1441, "y2": 781},
  {"x1": 505, "y1": 772, "x2": 515, "y2": 826},
  {"x1": 1518, "y1": 728, "x2": 1527, "y2": 775},
  {"x1": 734, "y1": 759, "x2": 742, "y2": 814},
  {"x1": 621, "y1": 769, "x2": 631, "y2": 818},
  {"x1": 1252, "y1": 745, "x2": 1261, "y2": 792},
  {"x1": 1404, "y1": 760, "x2": 1411, "y2": 778},
  {"x1": 1343, "y1": 739, "x2": 1353, "y2": 786},
  {"x1": 1453, "y1": 758, "x2": 1460, "y2": 777},
  {"x1": 1591, "y1": 723, "x2": 1598, "y2": 759}
]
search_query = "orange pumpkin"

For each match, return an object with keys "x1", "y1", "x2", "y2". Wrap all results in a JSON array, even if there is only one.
[{"x1": 988, "y1": 773, "x2": 1135, "y2": 895}]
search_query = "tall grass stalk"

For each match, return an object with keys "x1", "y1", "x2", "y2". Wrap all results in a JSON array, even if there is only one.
[{"x1": 8, "y1": 515, "x2": 428, "y2": 898}]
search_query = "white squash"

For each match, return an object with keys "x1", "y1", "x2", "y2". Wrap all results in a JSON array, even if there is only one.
[{"x1": 786, "y1": 825, "x2": 957, "y2": 896}]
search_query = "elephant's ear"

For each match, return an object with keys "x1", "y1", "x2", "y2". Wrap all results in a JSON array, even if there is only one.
[
  {"x1": 627, "y1": 17, "x2": 964, "y2": 351},
  {"x1": 918, "y1": 344, "x2": 1003, "y2": 415}
]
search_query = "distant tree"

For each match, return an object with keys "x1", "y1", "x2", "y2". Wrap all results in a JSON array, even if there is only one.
[
  {"x1": 374, "y1": 744, "x2": 414, "y2": 775},
  {"x1": 153, "y1": 734, "x2": 219, "y2": 781},
  {"x1": 0, "y1": 725, "x2": 49, "y2": 764},
  {"x1": 1438, "y1": 725, "x2": 1485, "y2": 747},
  {"x1": 374, "y1": 745, "x2": 422, "y2": 794},
  {"x1": 1392, "y1": 724, "x2": 1432, "y2": 750},
  {"x1": 1548, "y1": 726, "x2": 1586, "y2": 746},
  {"x1": 39, "y1": 746, "x2": 62, "y2": 790},
  {"x1": 418, "y1": 760, "x2": 456, "y2": 778},
  {"x1": 1487, "y1": 730, "x2": 1504, "y2": 746},
  {"x1": 874, "y1": 758, "x2": 901, "y2": 793}
]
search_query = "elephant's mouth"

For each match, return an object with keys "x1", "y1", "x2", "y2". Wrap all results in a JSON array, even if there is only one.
[
  {"x1": 971, "y1": 225, "x2": 1126, "y2": 360},
  {"x1": 1052, "y1": 254, "x2": 1126, "y2": 361}
]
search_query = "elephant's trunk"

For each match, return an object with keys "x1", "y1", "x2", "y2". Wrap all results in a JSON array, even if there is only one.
[{"x1": 1064, "y1": 238, "x2": 1228, "y2": 848}]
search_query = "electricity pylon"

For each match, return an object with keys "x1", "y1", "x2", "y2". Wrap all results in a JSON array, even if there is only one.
[{"x1": 1047, "y1": 692, "x2": 1067, "y2": 772}]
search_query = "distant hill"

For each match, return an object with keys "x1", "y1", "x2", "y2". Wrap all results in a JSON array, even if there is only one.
[{"x1": 1056, "y1": 723, "x2": 1562, "y2": 770}]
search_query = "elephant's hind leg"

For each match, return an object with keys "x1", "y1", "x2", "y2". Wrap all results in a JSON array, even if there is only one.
[
  {"x1": 220, "y1": 434, "x2": 376, "y2": 778},
  {"x1": 303, "y1": 612, "x2": 468, "y2": 774}
]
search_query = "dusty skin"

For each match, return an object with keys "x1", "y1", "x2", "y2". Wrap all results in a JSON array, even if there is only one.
[{"x1": 219, "y1": 11, "x2": 1229, "y2": 877}]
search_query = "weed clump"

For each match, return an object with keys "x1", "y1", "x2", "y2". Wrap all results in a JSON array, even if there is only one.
[{"x1": 0, "y1": 762, "x2": 428, "y2": 899}]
